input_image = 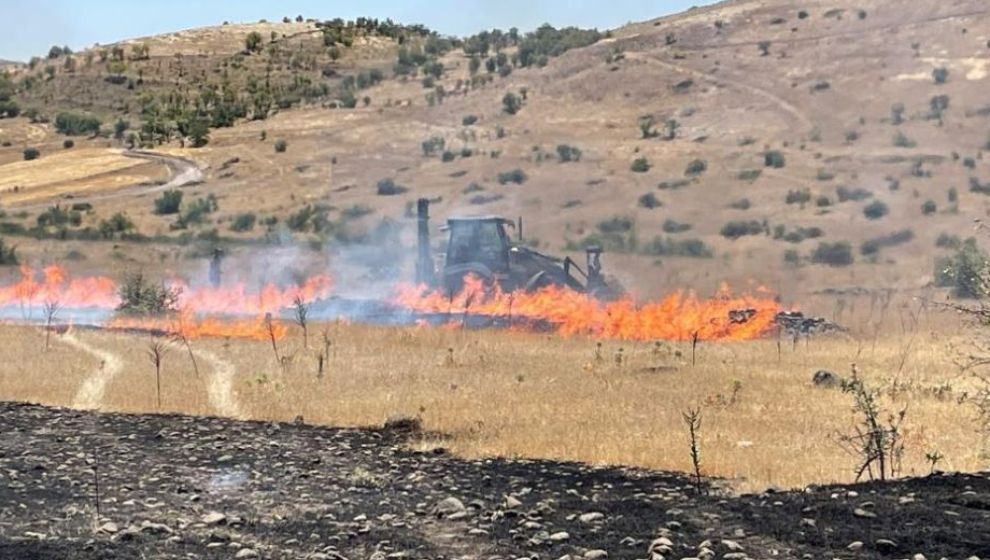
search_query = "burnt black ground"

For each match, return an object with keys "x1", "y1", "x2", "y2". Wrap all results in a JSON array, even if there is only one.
[{"x1": 1, "y1": 401, "x2": 987, "y2": 560}]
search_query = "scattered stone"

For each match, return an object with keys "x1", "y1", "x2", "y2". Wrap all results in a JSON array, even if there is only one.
[
  {"x1": 584, "y1": 550, "x2": 608, "y2": 560},
  {"x1": 875, "y1": 539, "x2": 898, "y2": 553},
  {"x1": 812, "y1": 370, "x2": 842, "y2": 387},
  {"x1": 201, "y1": 512, "x2": 227, "y2": 526},
  {"x1": 579, "y1": 512, "x2": 605, "y2": 524},
  {"x1": 847, "y1": 541, "x2": 864, "y2": 551},
  {"x1": 96, "y1": 522, "x2": 119, "y2": 535},
  {"x1": 853, "y1": 508, "x2": 876, "y2": 519},
  {"x1": 235, "y1": 548, "x2": 260, "y2": 558},
  {"x1": 550, "y1": 531, "x2": 570, "y2": 542},
  {"x1": 721, "y1": 539, "x2": 744, "y2": 552},
  {"x1": 432, "y1": 497, "x2": 466, "y2": 518},
  {"x1": 505, "y1": 495, "x2": 523, "y2": 509}
]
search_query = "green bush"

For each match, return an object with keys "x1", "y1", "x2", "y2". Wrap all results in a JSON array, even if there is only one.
[
  {"x1": 861, "y1": 229, "x2": 914, "y2": 256},
  {"x1": 556, "y1": 144, "x2": 582, "y2": 162},
  {"x1": 863, "y1": 200, "x2": 889, "y2": 220},
  {"x1": 630, "y1": 157, "x2": 651, "y2": 173},
  {"x1": 116, "y1": 272, "x2": 180, "y2": 316},
  {"x1": 837, "y1": 186, "x2": 873, "y2": 202},
  {"x1": 502, "y1": 92, "x2": 523, "y2": 115},
  {"x1": 730, "y1": 198, "x2": 751, "y2": 210},
  {"x1": 893, "y1": 131, "x2": 916, "y2": 148},
  {"x1": 0, "y1": 237, "x2": 16, "y2": 266},
  {"x1": 421, "y1": 136, "x2": 445, "y2": 156},
  {"x1": 274, "y1": 139, "x2": 288, "y2": 153},
  {"x1": 936, "y1": 232, "x2": 961, "y2": 249},
  {"x1": 598, "y1": 216, "x2": 634, "y2": 234},
  {"x1": 932, "y1": 67, "x2": 949, "y2": 85},
  {"x1": 685, "y1": 159, "x2": 707, "y2": 176},
  {"x1": 23, "y1": 148, "x2": 40, "y2": 161},
  {"x1": 376, "y1": 178, "x2": 408, "y2": 196},
  {"x1": 641, "y1": 236, "x2": 713, "y2": 258},
  {"x1": 462, "y1": 115, "x2": 478, "y2": 126},
  {"x1": 816, "y1": 195, "x2": 833, "y2": 207},
  {"x1": 935, "y1": 238, "x2": 987, "y2": 298},
  {"x1": 497, "y1": 169, "x2": 527, "y2": 185},
  {"x1": 764, "y1": 150, "x2": 786, "y2": 168},
  {"x1": 55, "y1": 112, "x2": 101, "y2": 136},
  {"x1": 63, "y1": 139, "x2": 74, "y2": 149},
  {"x1": 811, "y1": 241, "x2": 854, "y2": 267},
  {"x1": 441, "y1": 150, "x2": 456, "y2": 162},
  {"x1": 230, "y1": 213, "x2": 257, "y2": 232},
  {"x1": 662, "y1": 219, "x2": 692, "y2": 233},
  {"x1": 785, "y1": 189, "x2": 811, "y2": 205},
  {"x1": 922, "y1": 199, "x2": 937, "y2": 215},
  {"x1": 720, "y1": 220, "x2": 764, "y2": 240},
  {"x1": 153, "y1": 189, "x2": 183, "y2": 215},
  {"x1": 737, "y1": 169, "x2": 761, "y2": 182},
  {"x1": 98, "y1": 212, "x2": 134, "y2": 239},
  {"x1": 658, "y1": 179, "x2": 691, "y2": 190},
  {"x1": 637, "y1": 192, "x2": 662, "y2": 209}
]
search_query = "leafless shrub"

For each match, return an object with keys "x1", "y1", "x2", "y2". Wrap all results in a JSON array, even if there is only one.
[
  {"x1": 836, "y1": 370, "x2": 906, "y2": 481},
  {"x1": 293, "y1": 296, "x2": 309, "y2": 348}
]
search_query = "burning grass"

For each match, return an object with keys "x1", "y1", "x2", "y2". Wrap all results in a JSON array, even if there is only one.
[{"x1": 0, "y1": 310, "x2": 982, "y2": 493}]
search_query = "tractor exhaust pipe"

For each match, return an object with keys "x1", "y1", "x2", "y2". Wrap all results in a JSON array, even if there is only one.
[{"x1": 416, "y1": 198, "x2": 434, "y2": 286}]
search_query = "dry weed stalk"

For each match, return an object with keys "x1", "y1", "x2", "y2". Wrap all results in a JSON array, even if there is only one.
[
  {"x1": 264, "y1": 313, "x2": 283, "y2": 369},
  {"x1": 42, "y1": 299, "x2": 61, "y2": 351},
  {"x1": 293, "y1": 296, "x2": 309, "y2": 348},
  {"x1": 682, "y1": 407, "x2": 703, "y2": 494},
  {"x1": 147, "y1": 337, "x2": 168, "y2": 410}
]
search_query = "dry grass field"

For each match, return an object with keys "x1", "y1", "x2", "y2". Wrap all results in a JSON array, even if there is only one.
[{"x1": 1, "y1": 301, "x2": 984, "y2": 494}]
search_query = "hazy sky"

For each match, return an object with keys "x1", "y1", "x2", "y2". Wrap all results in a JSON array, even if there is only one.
[{"x1": 0, "y1": 1, "x2": 713, "y2": 61}]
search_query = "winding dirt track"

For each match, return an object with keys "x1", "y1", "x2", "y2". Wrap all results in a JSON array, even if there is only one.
[
  {"x1": 60, "y1": 331, "x2": 123, "y2": 410},
  {"x1": 10, "y1": 150, "x2": 204, "y2": 212}
]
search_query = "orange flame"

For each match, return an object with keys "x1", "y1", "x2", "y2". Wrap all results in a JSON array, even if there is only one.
[
  {"x1": 393, "y1": 275, "x2": 781, "y2": 341},
  {"x1": 0, "y1": 266, "x2": 331, "y2": 340}
]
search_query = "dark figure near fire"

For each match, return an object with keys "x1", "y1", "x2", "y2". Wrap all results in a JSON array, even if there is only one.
[{"x1": 209, "y1": 248, "x2": 225, "y2": 288}]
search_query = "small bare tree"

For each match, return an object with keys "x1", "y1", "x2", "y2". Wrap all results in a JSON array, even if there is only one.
[
  {"x1": 682, "y1": 407, "x2": 704, "y2": 494},
  {"x1": 42, "y1": 299, "x2": 61, "y2": 351},
  {"x1": 293, "y1": 296, "x2": 309, "y2": 348},
  {"x1": 836, "y1": 372, "x2": 906, "y2": 482},
  {"x1": 317, "y1": 327, "x2": 332, "y2": 379},
  {"x1": 147, "y1": 338, "x2": 168, "y2": 410},
  {"x1": 265, "y1": 313, "x2": 283, "y2": 367}
]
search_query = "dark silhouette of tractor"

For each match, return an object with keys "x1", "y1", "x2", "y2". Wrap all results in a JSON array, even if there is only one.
[{"x1": 415, "y1": 198, "x2": 618, "y2": 299}]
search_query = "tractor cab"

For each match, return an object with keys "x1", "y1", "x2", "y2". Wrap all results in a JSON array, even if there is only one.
[{"x1": 442, "y1": 216, "x2": 515, "y2": 292}]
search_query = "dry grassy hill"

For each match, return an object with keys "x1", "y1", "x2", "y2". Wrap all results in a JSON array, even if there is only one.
[{"x1": 1, "y1": 0, "x2": 990, "y2": 306}]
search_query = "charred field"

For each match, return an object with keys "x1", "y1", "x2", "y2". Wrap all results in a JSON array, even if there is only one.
[{"x1": 2, "y1": 401, "x2": 989, "y2": 560}]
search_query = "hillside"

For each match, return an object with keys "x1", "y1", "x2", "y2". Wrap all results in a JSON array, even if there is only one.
[{"x1": 1, "y1": 1, "x2": 990, "y2": 306}]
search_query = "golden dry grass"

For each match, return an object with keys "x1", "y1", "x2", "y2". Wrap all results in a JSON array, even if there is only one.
[
  {"x1": 0, "y1": 312, "x2": 984, "y2": 494},
  {"x1": 0, "y1": 148, "x2": 169, "y2": 204}
]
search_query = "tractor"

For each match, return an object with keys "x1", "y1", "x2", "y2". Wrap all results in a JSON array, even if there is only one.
[{"x1": 415, "y1": 199, "x2": 619, "y2": 299}]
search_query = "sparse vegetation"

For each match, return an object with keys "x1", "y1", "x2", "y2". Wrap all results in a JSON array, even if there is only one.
[
  {"x1": 274, "y1": 139, "x2": 288, "y2": 153},
  {"x1": 861, "y1": 229, "x2": 914, "y2": 257},
  {"x1": 684, "y1": 159, "x2": 707, "y2": 177},
  {"x1": 812, "y1": 241, "x2": 854, "y2": 267},
  {"x1": 556, "y1": 144, "x2": 582, "y2": 163},
  {"x1": 22, "y1": 148, "x2": 40, "y2": 161},
  {"x1": 631, "y1": 157, "x2": 651, "y2": 173},
  {"x1": 863, "y1": 200, "x2": 890, "y2": 220},
  {"x1": 922, "y1": 199, "x2": 937, "y2": 215},
  {"x1": 893, "y1": 131, "x2": 917, "y2": 148},
  {"x1": 153, "y1": 190, "x2": 183, "y2": 215},
  {"x1": 497, "y1": 169, "x2": 527, "y2": 185},
  {"x1": 764, "y1": 151, "x2": 786, "y2": 168},
  {"x1": 638, "y1": 193, "x2": 662, "y2": 209},
  {"x1": 720, "y1": 220, "x2": 764, "y2": 240},
  {"x1": 376, "y1": 178, "x2": 408, "y2": 196}
]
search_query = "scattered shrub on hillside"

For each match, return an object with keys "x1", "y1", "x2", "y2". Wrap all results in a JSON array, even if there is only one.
[
  {"x1": 817, "y1": 169, "x2": 836, "y2": 181},
  {"x1": 36, "y1": 205, "x2": 82, "y2": 228},
  {"x1": 861, "y1": 229, "x2": 914, "y2": 257},
  {"x1": 421, "y1": 136, "x2": 445, "y2": 157},
  {"x1": 0, "y1": 238, "x2": 17, "y2": 266},
  {"x1": 153, "y1": 190, "x2": 183, "y2": 215},
  {"x1": 774, "y1": 226, "x2": 823, "y2": 243},
  {"x1": 63, "y1": 139, "x2": 74, "y2": 149},
  {"x1": 631, "y1": 157, "x2": 651, "y2": 173},
  {"x1": 514, "y1": 24, "x2": 602, "y2": 68},
  {"x1": 376, "y1": 178, "x2": 408, "y2": 196},
  {"x1": 55, "y1": 112, "x2": 101, "y2": 136},
  {"x1": 729, "y1": 198, "x2": 751, "y2": 210},
  {"x1": 173, "y1": 195, "x2": 218, "y2": 229},
  {"x1": 738, "y1": 169, "x2": 761, "y2": 182},
  {"x1": 502, "y1": 92, "x2": 523, "y2": 115},
  {"x1": 811, "y1": 241, "x2": 854, "y2": 267},
  {"x1": 816, "y1": 195, "x2": 833, "y2": 207},
  {"x1": 98, "y1": 212, "x2": 134, "y2": 239},
  {"x1": 720, "y1": 220, "x2": 764, "y2": 240},
  {"x1": 970, "y1": 177, "x2": 990, "y2": 195},
  {"x1": 274, "y1": 139, "x2": 288, "y2": 153},
  {"x1": 641, "y1": 236, "x2": 713, "y2": 258},
  {"x1": 658, "y1": 179, "x2": 691, "y2": 190},
  {"x1": 230, "y1": 213, "x2": 257, "y2": 232},
  {"x1": 497, "y1": 169, "x2": 527, "y2": 185},
  {"x1": 638, "y1": 192, "x2": 662, "y2": 209},
  {"x1": 685, "y1": 159, "x2": 707, "y2": 177},
  {"x1": 245, "y1": 31, "x2": 264, "y2": 52},
  {"x1": 936, "y1": 232, "x2": 962, "y2": 249},
  {"x1": 893, "y1": 131, "x2": 917, "y2": 148},
  {"x1": 462, "y1": 115, "x2": 478, "y2": 126},
  {"x1": 598, "y1": 216, "x2": 634, "y2": 234},
  {"x1": 23, "y1": 148, "x2": 40, "y2": 161},
  {"x1": 934, "y1": 238, "x2": 988, "y2": 298},
  {"x1": 922, "y1": 199, "x2": 938, "y2": 215},
  {"x1": 933, "y1": 67, "x2": 949, "y2": 85},
  {"x1": 441, "y1": 150, "x2": 456, "y2": 162},
  {"x1": 863, "y1": 200, "x2": 890, "y2": 220},
  {"x1": 837, "y1": 186, "x2": 873, "y2": 202},
  {"x1": 117, "y1": 272, "x2": 180, "y2": 316},
  {"x1": 662, "y1": 219, "x2": 692, "y2": 233},
  {"x1": 758, "y1": 41, "x2": 771, "y2": 56},
  {"x1": 785, "y1": 189, "x2": 811, "y2": 206},
  {"x1": 783, "y1": 249, "x2": 800, "y2": 264},
  {"x1": 556, "y1": 144, "x2": 582, "y2": 162},
  {"x1": 764, "y1": 150, "x2": 786, "y2": 168}
]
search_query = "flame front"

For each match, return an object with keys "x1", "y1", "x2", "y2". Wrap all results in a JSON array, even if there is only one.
[
  {"x1": 393, "y1": 275, "x2": 781, "y2": 341},
  {"x1": 0, "y1": 266, "x2": 331, "y2": 340}
]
